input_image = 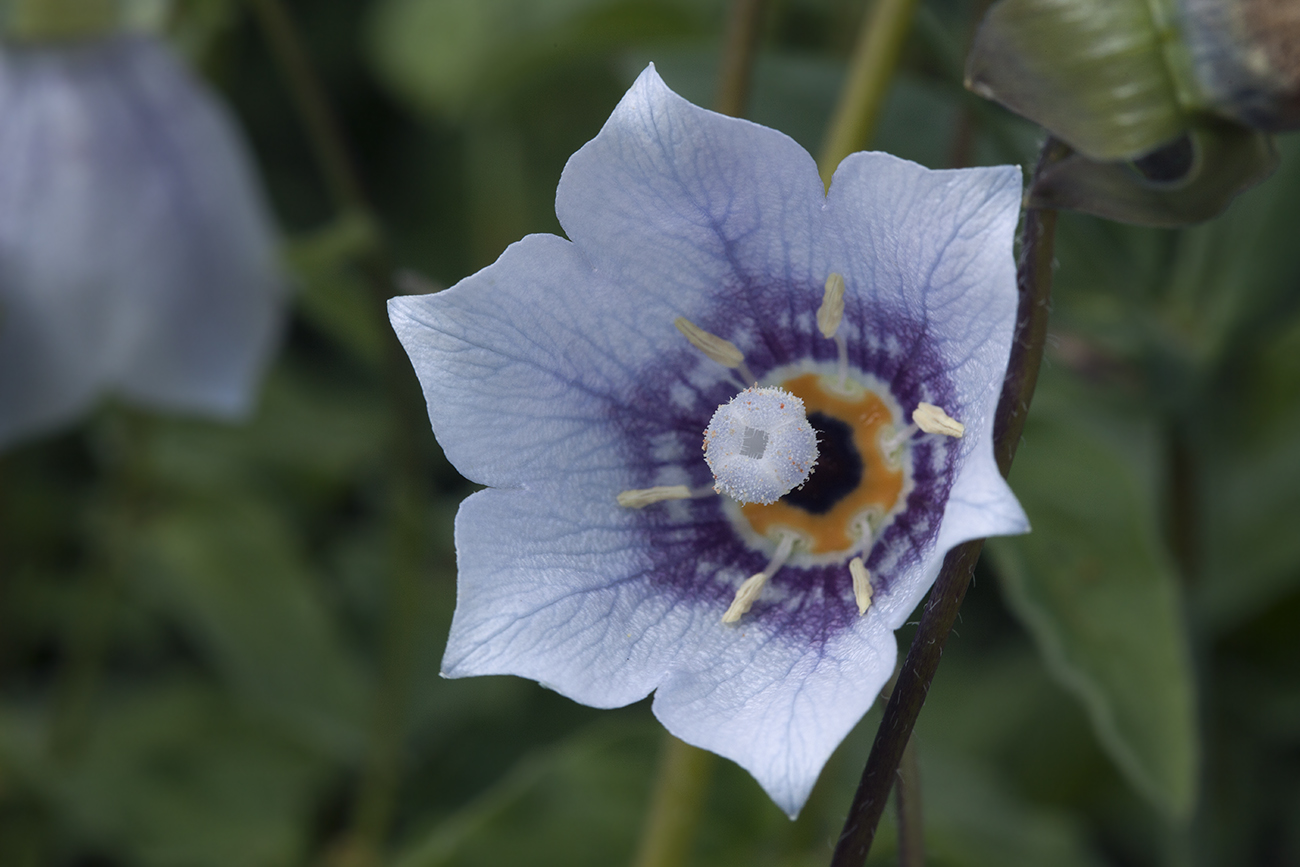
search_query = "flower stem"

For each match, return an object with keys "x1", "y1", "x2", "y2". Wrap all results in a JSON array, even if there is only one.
[
  {"x1": 894, "y1": 735, "x2": 924, "y2": 867},
  {"x1": 828, "y1": 138, "x2": 1068, "y2": 867},
  {"x1": 247, "y1": 4, "x2": 427, "y2": 865},
  {"x1": 245, "y1": 0, "x2": 367, "y2": 215},
  {"x1": 714, "y1": 0, "x2": 768, "y2": 118},
  {"x1": 629, "y1": 735, "x2": 716, "y2": 867},
  {"x1": 817, "y1": 0, "x2": 923, "y2": 185}
]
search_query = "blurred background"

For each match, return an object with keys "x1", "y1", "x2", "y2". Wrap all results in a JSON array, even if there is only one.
[{"x1": 2, "y1": 0, "x2": 1299, "y2": 865}]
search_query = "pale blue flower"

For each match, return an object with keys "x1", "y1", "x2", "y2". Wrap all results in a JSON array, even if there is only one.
[
  {"x1": 0, "y1": 35, "x2": 285, "y2": 447},
  {"x1": 390, "y1": 66, "x2": 1028, "y2": 816}
]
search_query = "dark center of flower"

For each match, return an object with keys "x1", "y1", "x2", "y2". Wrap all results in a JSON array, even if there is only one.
[{"x1": 783, "y1": 411, "x2": 862, "y2": 514}]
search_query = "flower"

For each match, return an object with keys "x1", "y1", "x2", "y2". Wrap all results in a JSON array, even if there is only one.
[
  {"x1": 390, "y1": 66, "x2": 1028, "y2": 816},
  {"x1": 0, "y1": 34, "x2": 286, "y2": 448}
]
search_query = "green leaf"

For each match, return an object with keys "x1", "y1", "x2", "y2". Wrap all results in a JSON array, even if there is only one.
[
  {"x1": 366, "y1": 0, "x2": 709, "y2": 118},
  {"x1": 389, "y1": 721, "x2": 656, "y2": 867},
  {"x1": 915, "y1": 750, "x2": 1103, "y2": 867},
  {"x1": 135, "y1": 498, "x2": 369, "y2": 760},
  {"x1": 966, "y1": 0, "x2": 1185, "y2": 161},
  {"x1": 0, "y1": 681, "x2": 324, "y2": 867},
  {"x1": 987, "y1": 370, "x2": 1199, "y2": 818},
  {"x1": 1197, "y1": 314, "x2": 1300, "y2": 634},
  {"x1": 285, "y1": 212, "x2": 390, "y2": 368}
]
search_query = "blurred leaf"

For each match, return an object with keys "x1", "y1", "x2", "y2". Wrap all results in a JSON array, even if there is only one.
[
  {"x1": 144, "y1": 367, "x2": 387, "y2": 495},
  {"x1": 988, "y1": 369, "x2": 1199, "y2": 818},
  {"x1": 1197, "y1": 314, "x2": 1300, "y2": 634},
  {"x1": 917, "y1": 750, "x2": 1102, "y2": 867},
  {"x1": 0, "y1": 681, "x2": 323, "y2": 867},
  {"x1": 367, "y1": 0, "x2": 710, "y2": 119},
  {"x1": 286, "y1": 212, "x2": 389, "y2": 368},
  {"x1": 135, "y1": 497, "x2": 369, "y2": 760},
  {"x1": 390, "y1": 720, "x2": 656, "y2": 867}
]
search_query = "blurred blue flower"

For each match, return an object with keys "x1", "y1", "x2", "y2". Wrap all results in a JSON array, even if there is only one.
[
  {"x1": 0, "y1": 34, "x2": 286, "y2": 447},
  {"x1": 390, "y1": 66, "x2": 1028, "y2": 816}
]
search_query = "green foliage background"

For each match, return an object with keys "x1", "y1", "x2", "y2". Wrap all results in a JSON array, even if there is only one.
[{"x1": 2, "y1": 0, "x2": 1299, "y2": 865}]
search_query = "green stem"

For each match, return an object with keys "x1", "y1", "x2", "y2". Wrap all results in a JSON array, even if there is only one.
[
  {"x1": 245, "y1": 0, "x2": 368, "y2": 215},
  {"x1": 714, "y1": 0, "x2": 768, "y2": 117},
  {"x1": 829, "y1": 138, "x2": 1068, "y2": 867},
  {"x1": 817, "y1": 0, "x2": 923, "y2": 185},
  {"x1": 246, "y1": 3, "x2": 427, "y2": 864},
  {"x1": 629, "y1": 735, "x2": 716, "y2": 867},
  {"x1": 894, "y1": 736, "x2": 923, "y2": 867}
]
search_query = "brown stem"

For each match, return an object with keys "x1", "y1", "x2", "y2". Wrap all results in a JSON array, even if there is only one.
[
  {"x1": 828, "y1": 138, "x2": 1066, "y2": 867},
  {"x1": 895, "y1": 735, "x2": 924, "y2": 867}
]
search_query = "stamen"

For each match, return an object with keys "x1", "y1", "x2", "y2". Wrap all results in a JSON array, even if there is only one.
[
  {"x1": 912, "y1": 403, "x2": 965, "y2": 438},
  {"x1": 722, "y1": 531, "x2": 798, "y2": 623},
  {"x1": 816, "y1": 273, "x2": 845, "y2": 338},
  {"x1": 816, "y1": 273, "x2": 850, "y2": 388},
  {"x1": 849, "y1": 556, "x2": 873, "y2": 615},
  {"x1": 674, "y1": 317, "x2": 757, "y2": 384},
  {"x1": 617, "y1": 485, "x2": 692, "y2": 508}
]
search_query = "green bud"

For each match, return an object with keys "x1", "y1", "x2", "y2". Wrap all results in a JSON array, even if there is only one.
[
  {"x1": 1029, "y1": 123, "x2": 1279, "y2": 226},
  {"x1": 966, "y1": 0, "x2": 1188, "y2": 162},
  {"x1": 3, "y1": 0, "x2": 120, "y2": 41},
  {"x1": 968, "y1": 0, "x2": 1300, "y2": 162}
]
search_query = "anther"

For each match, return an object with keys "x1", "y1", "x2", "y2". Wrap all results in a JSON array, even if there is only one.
[
  {"x1": 674, "y1": 317, "x2": 757, "y2": 384},
  {"x1": 617, "y1": 485, "x2": 692, "y2": 508},
  {"x1": 816, "y1": 273, "x2": 845, "y2": 338},
  {"x1": 849, "y1": 556, "x2": 873, "y2": 615},
  {"x1": 912, "y1": 403, "x2": 965, "y2": 438},
  {"x1": 703, "y1": 386, "x2": 819, "y2": 505},
  {"x1": 722, "y1": 531, "x2": 798, "y2": 623},
  {"x1": 816, "y1": 273, "x2": 850, "y2": 388}
]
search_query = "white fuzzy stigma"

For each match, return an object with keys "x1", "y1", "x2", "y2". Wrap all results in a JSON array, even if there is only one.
[{"x1": 702, "y1": 386, "x2": 818, "y2": 505}]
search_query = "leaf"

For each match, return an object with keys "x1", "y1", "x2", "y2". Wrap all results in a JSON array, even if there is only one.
[
  {"x1": 0, "y1": 681, "x2": 324, "y2": 867},
  {"x1": 987, "y1": 370, "x2": 1199, "y2": 818},
  {"x1": 389, "y1": 721, "x2": 656, "y2": 867},
  {"x1": 915, "y1": 750, "x2": 1103, "y2": 867},
  {"x1": 1197, "y1": 314, "x2": 1300, "y2": 634},
  {"x1": 366, "y1": 0, "x2": 709, "y2": 118},
  {"x1": 135, "y1": 497, "x2": 369, "y2": 760}
]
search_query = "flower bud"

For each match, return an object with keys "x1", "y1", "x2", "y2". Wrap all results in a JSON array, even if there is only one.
[
  {"x1": 969, "y1": 0, "x2": 1299, "y2": 159},
  {"x1": 967, "y1": 0, "x2": 1295, "y2": 224}
]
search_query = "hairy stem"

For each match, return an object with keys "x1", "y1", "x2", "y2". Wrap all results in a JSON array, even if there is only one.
[
  {"x1": 630, "y1": 735, "x2": 716, "y2": 867},
  {"x1": 895, "y1": 736, "x2": 924, "y2": 867},
  {"x1": 817, "y1": 0, "x2": 922, "y2": 185},
  {"x1": 829, "y1": 138, "x2": 1067, "y2": 867}
]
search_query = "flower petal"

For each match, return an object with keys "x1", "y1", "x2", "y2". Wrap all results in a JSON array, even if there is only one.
[
  {"x1": 555, "y1": 65, "x2": 825, "y2": 322},
  {"x1": 652, "y1": 612, "x2": 897, "y2": 817},
  {"x1": 443, "y1": 486, "x2": 693, "y2": 707},
  {"x1": 391, "y1": 232, "x2": 732, "y2": 490},
  {"x1": 817, "y1": 153, "x2": 1030, "y2": 617},
  {"x1": 0, "y1": 37, "x2": 285, "y2": 447}
]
